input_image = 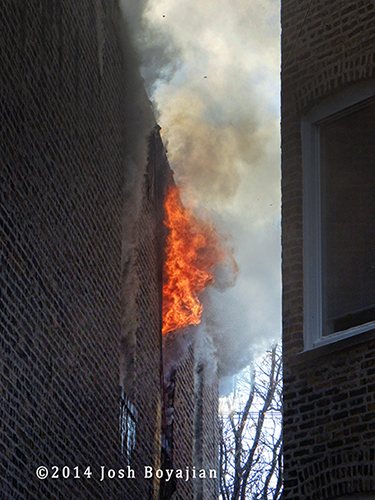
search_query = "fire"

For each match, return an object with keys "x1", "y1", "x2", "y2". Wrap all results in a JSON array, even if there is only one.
[{"x1": 162, "y1": 185, "x2": 224, "y2": 334}]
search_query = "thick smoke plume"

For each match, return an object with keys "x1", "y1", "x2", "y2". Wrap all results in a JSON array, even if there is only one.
[{"x1": 120, "y1": 0, "x2": 281, "y2": 380}]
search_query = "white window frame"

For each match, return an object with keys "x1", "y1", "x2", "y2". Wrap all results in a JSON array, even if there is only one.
[{"x1": 302, "y1": 80, "x2": 375, "y2": 350}]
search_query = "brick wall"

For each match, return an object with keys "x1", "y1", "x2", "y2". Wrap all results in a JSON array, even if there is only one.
[
  {"x1": 197, "y1": 367, "x2": 219, "y2": 500},
  {"x1": 282, "y1": 0, "x2": 375, "y2": 498},
  {"x1": 0, "y1": 1, "x2": 162, "y2": 498},
  {"x1": 0, "y1": 2, "x2": 219, "y2": 499},
  {"x1": 126, "y1": 165, "x2": 164, "y2": 499},
  {"x1": 172, "y1": 343, "x2": 219, "y2": 500},
  {"x1": 173, "y1": 345, "x2": 196, "y2": 500},
  {"x1": 284, "y1": 339, "x2": 375, "y2": 499}
]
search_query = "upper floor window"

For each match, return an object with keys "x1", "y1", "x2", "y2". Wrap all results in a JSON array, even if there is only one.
[{"x1": 302, "y1": 82, "x2": 375, "y2": 349}]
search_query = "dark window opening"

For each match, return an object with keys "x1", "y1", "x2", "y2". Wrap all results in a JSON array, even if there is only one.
[
  {"x1": 332, "y1": 305, "x2": 375, "y2": 333},
  {"x1": 320, "y1": 100, "x2": 375, "y2": 336},
  {"x1": 160, "y1": 366, "x2": 177, "y2": 500},
  {"x1": 119, "y1": 390, "x2": 137, "y2": 464}
]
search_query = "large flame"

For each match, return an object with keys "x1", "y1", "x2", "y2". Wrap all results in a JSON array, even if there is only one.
[{"x1": 162, "y1": 185, "x2": 224, "y2": 335}]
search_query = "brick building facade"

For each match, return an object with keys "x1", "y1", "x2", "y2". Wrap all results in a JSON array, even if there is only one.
[
  {"x1": 0, "y1": 1, "x2": 218, "y2": 499},
  {"x1": 282, "y1": 1, "x2": 375, "y2": 499}
]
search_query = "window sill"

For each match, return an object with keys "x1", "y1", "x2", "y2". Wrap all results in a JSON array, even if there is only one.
[
  {"x1": 290, "y1": 327, "x2": 375, "y2": 367},
  {"x1": 314, "y1": 320, "x2": 375, "y2": 349}
]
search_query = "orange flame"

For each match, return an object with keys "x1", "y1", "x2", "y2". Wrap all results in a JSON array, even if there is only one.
[{"x1": 162, "y1": 185, "x2": 224, "y2": 335}]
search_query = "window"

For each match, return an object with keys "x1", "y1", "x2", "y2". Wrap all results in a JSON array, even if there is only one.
[
  {"x1": 302, "y1": 82, "x2": 375, "y2": 350},
  {"x1": 119, "y1": 389, "x2": 137, "y2": 464}
]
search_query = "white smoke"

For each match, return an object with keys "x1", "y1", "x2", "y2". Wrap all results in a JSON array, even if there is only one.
[{"x1": 120, "y1": 0, "x2": 281, "y2": 380}]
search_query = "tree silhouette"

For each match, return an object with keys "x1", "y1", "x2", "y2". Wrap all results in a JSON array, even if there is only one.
[{"x1": 219, "y1": 345, "x2": 282, "y2": 500}]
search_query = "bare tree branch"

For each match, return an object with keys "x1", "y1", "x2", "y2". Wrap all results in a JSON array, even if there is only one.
[{"x1": 219, "y1": 345, "x2": 283, "y2": 500}]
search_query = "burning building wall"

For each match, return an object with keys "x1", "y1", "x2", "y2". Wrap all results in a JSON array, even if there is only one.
[
  {"x1": 282, "y1": 0, "x2": 375, "y2": 498},
  {"x1": 1, "y1": 1, "x2": 219, "y2": 499}
]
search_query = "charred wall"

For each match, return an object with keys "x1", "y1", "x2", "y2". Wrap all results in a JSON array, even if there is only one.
[{"x1": 282, "y1": 1, "x2": 375, "y2": 499}]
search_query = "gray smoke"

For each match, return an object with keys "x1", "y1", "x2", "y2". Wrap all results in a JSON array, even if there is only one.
[
  {"x1": 120, "y1": 0, "x2": 281, "y2": 382},
  {"x1": 119, "y1": 0, "x2": 182, "y2": 97}
]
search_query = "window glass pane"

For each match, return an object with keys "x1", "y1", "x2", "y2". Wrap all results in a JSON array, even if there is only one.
[{"x1": 320, "y1": 101, "x2": 375, "y2": 335}]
